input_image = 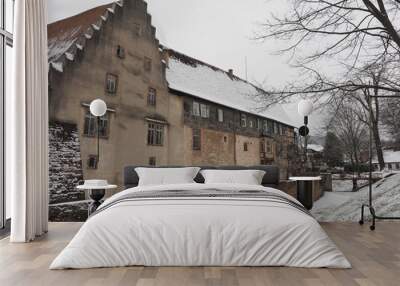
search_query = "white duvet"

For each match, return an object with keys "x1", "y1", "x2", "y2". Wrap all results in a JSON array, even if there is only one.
[{"x1": 50, "y1": 183, "x2": 351, "y2": 269}]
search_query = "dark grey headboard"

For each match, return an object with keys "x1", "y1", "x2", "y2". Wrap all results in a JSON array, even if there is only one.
[{"x1": 123, "y1": 165, "x2": 280, "y2": 189}]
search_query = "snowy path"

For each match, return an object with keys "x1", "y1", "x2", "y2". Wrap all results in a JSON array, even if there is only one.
[{"x1": 312, "y1": 174, "x2": 400, "y2": 222}]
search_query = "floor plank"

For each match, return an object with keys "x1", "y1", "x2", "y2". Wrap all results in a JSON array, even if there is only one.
[{"x1": 0, "y1": 222, "x2": 399, "y2": 286}]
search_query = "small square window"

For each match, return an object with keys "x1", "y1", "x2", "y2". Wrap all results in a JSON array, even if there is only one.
[
  {"x1": 218, "y1": 109, "x2": 224, "y2": 122},
  {"x1": 149, "y1": 157, "x2": 156, "y2": 166},
  {"x1": 144, "y1": 57, "x2": 152, "y2": 72},
  {"x1": 193, "y1": 101, "x2": 200, "y2": 116},
  {"x1": 116, "y1": 45, "x2": 125, "y2": 59},
  {"x1": 87, "y1": 155, "x2": 98, "y2": 169},
  {"x1": 105, "y1": 73, "x2": 118, "y2": 94},
  {"x1": 133, "y1": 23, "x2": 141, "y2": 36},
  {"x1": 148, "y1": 87, "x2": 156, "y2": 106}
]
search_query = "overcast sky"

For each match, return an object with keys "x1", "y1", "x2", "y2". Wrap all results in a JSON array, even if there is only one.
[{"x1": 47, "y1": 0, "x2": 325, "y2": 136}]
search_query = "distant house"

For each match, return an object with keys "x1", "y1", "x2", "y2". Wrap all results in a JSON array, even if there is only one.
[
  {"x1": 307, "y1": 144, "x2": 325, "y2": 170},
  {"x1": 307, "y1": 144, "x2": 324, "y2": 153},
  {"x1": 372, "y1": 150, "x2": 400, "y2": 170}
]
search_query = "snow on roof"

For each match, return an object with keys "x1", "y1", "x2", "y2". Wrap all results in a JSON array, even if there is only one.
[
  {"x1": 372, "y1": 150, "x2": 400, "y2": 164},
  {"x1": 165, "y1": 49, "x2": 295, "y2": 127},
  {"x1": 47, "y1": 3, "x2": 294, "y2": 127},
  {"x1": 307, "y1": 144, "x2": 324, "y2": 152},
  {"x1": 47, "y1": 3, "x2": 116, "y2": 68}
]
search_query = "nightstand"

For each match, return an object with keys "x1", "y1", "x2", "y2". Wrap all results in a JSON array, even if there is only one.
[
  {"x1": 289, "y1": 176, "x2": 321, "y2": 210},
  {"x1": 77, "y1": 180, "x2": 117, "y2": 216}
]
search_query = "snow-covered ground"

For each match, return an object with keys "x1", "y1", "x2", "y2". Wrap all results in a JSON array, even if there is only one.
[
  {"x1": 312, "y1": 173, "x2": 400, "y2": 222},
  {"x1": 332, "y1": 179, "x2": 368, "y2": 192}
]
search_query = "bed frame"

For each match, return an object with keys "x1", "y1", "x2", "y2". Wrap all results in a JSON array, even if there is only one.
[{"x1": 123, "y1": 165, "x2": 280, "y2": 189}]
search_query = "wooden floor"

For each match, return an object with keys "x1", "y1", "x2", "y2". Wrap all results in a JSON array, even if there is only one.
[{"x1": 0, "y1": 222, "x2": 399, "y2": 286}]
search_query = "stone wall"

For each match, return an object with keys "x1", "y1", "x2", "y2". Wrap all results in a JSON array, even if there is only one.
[
  {"x1": 184, "y1": 126, "x2": 235, "y2": 165},
  {"x1": 49, "y1": 121, "x2": 87, "y2": 221},
  {"x1": 49, "y1": 201, "x2": 89, "y2": 222},
  {"x1": 235, "y1": 134, "x2": 260, "y2": 166}
]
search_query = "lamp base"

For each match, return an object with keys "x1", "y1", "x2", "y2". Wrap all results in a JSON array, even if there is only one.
[
  {"x1": 88, "y1": 189, "x2": 105, "y2": 215},
  {"x1": 359, "y1": 204, "x2": 400, "y2": 231}
]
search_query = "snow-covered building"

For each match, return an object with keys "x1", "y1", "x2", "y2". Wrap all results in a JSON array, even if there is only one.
[
  {"x1": 47, "y1": 0, "x2": 296, "y2": 204},
  {"x1": 307, "y1": 144, "x2": 324, "y2": 153},
  {"x1": 372, "y1": 150, "x2": 400, "y2": 170}
]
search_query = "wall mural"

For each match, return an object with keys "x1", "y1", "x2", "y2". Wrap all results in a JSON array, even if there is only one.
[
  {"x1": 47, "y1": 0, "x2": 400, "y2": 223},
  {"x1": 47, "y1": 1, "x2": 299, "y2": 221}
]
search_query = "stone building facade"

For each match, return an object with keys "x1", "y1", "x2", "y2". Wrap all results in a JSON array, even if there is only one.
[
  {"x1": 164, "y1": 49, "x2": 296, "y2": 178},
  {"x1": 48, "y1": 1, "x2": 179, "y2": 189},
  {"x1": 47, "y1": 0, "x2": 296, "y2": 208}
]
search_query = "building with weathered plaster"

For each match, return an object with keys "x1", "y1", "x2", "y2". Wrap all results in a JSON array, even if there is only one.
[{"x1": 47, "y1": 0, "x2": 296, "y2": 202}]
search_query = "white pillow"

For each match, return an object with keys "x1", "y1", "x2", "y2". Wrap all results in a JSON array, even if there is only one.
[
  {"x1": 135, "y1": 167, "x2": 201, "y2": 186},
  {"x1": 200, "y1": 169, "x2": 266, "y2": 185}
]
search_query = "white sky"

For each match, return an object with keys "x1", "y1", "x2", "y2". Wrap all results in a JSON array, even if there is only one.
[{"x1": 47, "y1": 0, "x2": 325, "y2": 133}]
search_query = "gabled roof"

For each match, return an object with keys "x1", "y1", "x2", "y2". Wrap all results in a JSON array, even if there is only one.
[
  {"x1": 165, "y1": 49, "x2": 295, "y2": 127},
  {"x1": 47, "y1": 2, "x2": 295, "y2": 127},
  {"x1": 307, "y1": 144, "x2": 324, "y2": 152},
  {"x1": 47, "y1": 1, "x2": 122, "y2": 72}
]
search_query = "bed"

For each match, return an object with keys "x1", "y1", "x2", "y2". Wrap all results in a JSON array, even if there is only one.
[{"x1": 50, "y1": 165, "x2": 351, "y2": 269}]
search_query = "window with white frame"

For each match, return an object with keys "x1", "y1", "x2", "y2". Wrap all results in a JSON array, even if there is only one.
[
  {"x1": 218, "y1": 108, "x2": 224, "y2": 122},
  {"x1": 147, "y1": 87, "x2": 156, "y2": 106},
  {"x1": 147, "y1": 123, "x2": 164, "y2": 146},
  {"x1": 266, "y1": 141, "x2": 272, "y2": 154},
  {"x1": 192, "y1": 128, "x2": 201, "y2": 150},
  {"x1": 83, "y1": 110, "x2": 109, "y2": 137},
  {"x1": 200, "y1": 104, "x2": 210, "y2": 118},
  {"x1": 105, "y1": 73, "x2": 118, "y2": 94},
  {"x1": 241, "y1": 114, "x2": 247, "y2": 127},
  {"x1": 133, "y1": 22, "x2": 141, "y2": 37},
  {"x1": 192, "y1": 101, "x2": 200, "y2": 116},
  {"x1": 274, "y1": 122, "x2": 278, "y2": 134}
]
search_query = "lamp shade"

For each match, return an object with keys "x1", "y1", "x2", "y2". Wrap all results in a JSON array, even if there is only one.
[
  {"x1": 297, "y1": 99, "x2": 314, "y2": 117},
  {"x1": 90, "y1": 99, "x2": 107, "y2": 117}
]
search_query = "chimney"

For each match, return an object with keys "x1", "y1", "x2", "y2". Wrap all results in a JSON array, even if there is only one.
[{"x1": 228, "y1": 69, "x2": 234, "y2": 78}]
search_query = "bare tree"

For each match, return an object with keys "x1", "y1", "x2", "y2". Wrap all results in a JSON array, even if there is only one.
[
  {"x1": 258, "y1": 0, "x2": 400, "y2": 67},
  {"x1": 329, "y1": 102, "x2": 369, "y2": 175},
  {"x1": 345, "y1": 62, "x2": 387, "y2": 169},
  {"x1": 253, "y1": 0, "x2": 400, "y2": 106},
  {"x1": 381, "y1": 96, "x2": 400, "y2": 145}
]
